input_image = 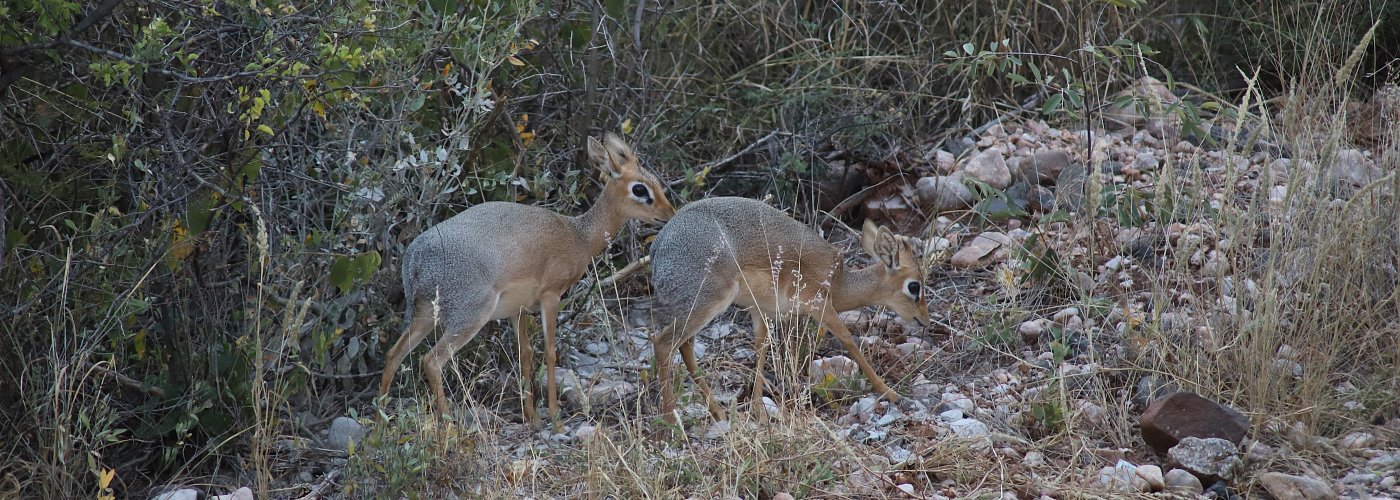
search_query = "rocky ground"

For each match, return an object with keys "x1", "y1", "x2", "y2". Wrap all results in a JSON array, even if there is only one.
[{"x1": 154, "y1": 79, "x2": 1399, "y2": 499}]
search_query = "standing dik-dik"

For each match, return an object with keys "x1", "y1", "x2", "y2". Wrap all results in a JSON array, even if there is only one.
[
  {"x1": 649, "y1": 197, "x2": 928, "y2": 422},
  {"x1": 382, "y1": 133, "x2": 675, "y2": 429}
]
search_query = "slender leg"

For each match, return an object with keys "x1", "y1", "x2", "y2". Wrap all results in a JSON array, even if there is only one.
[
  {"x1": 422, "y1": 317, "x2": 495, "y2": 418},
  {"x1": 380, "y1": 301, "x2": 436, "y2": 397},
  {"x1": 511, "y1": 312, "x2": 540, "y2": 429},
  {"x1": 538, "y1": 295, "x2": 563, "y2": 433},
  {"x1": 815, "y1": 307, "x2": 900, "y2": 401},
  {"x1": 654, "y1": 325, "x2": 681, "y2": 424},
  {"x1": 679, "y1": 337, "x2": 724, "y2": 420},
  {"x1": 748, "y1": 308, "x2": 771, "y2": 414}
]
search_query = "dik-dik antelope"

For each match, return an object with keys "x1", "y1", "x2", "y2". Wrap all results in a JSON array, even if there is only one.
[
  {"x1": 648, "y1": 197, "x2": 928, "y2": 422},
  {"x1": 381, "y1": 133, "x2": 675, "y2": 430}
]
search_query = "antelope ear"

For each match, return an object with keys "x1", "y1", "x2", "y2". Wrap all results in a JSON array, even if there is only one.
[
  {"x1": 587, "y1": 136, "x2": 622, "y2": 178},
  {"x1": 861, "y1": 219, "x2": 880, "y2": 257},
  {"x1": 875, "y1": 228, "x2": 901, "y2": 270},
  {"x1": 604, "y1": 133, "x2": 639, "y2": 173}
]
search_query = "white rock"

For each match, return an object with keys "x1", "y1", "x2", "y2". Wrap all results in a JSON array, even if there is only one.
[
  {"x1": 1340, "y1": 432, "x2": 1376, "y2": 451},
  {"x1": 151, "y1": 490, "x2": 200, "y2": 500},
  {"x1": 1169, "y1": 437, "x2": 1241, "y2": 480},
  {"x1": 1076, "y1": 400, "x2": 1106, "y2": 428},
  {"x1": 810, "y1": 355, "x2": 860, "y2": 381},
  {"x1": 1259, "y1": 472, "x2": 1336, "y2": 500},
  {"x1": 1013, "y1": 149, "x2": 1072, "y2": 185},
  {"x1": 1052, "y1": 307, "x2": 1080, "y2": 324},
  {"x1": 917, "y1": 174, "x2": 978, "y2": 212},
  {"x1": 963, "y1": 148, "x2": 1012, "y2": 189},
  {"x1": 326, "y1": 416, "x2": 365, "y2": 452},
  {"x1": 849, "y1": 396, "x2": 881, "y2": 423},
  {"x1": 1133, "y1": 151, "x2": 1160, "y2": 171},
  {"x1": 1164, "y1": 468, "x2": 1203, "y2": 494},
  {"x1": 896, "y1": 483, "x2": 917, "y2": 496},
  {"x1": 949, "y1": 232, "x2": 1011, "y2": 268},
  {"x1": 211, "y1": 487, "x2": 254, "y2": 500},
  {"x1": 704, "y1": 420, "x2": 731, "y2": 440},
  {"x1": 1097, "y1": 463, "x2": 1150, "y2": 493},
  {"x1": 888, "y1": 447, "x2": 914, "y2": 464},
  {"x1": 761, "y1": 397, "x2": 781, "y2": 418},
  {"x1": 938, "y1": 409, "x2": 964, "y2": 421},
  {"x1": 940, "y1": 392, "x2": 976, "y2": 413},
  {"x1": 772, "y1": 493, "x2": 796, "y2": 500},
  {"x1": 1245, "y1": 441, "x2": 1274, "y2": 462},
  {"x1": 586, "y1": 380, "x2": 638, "y2": 407},
  {"x1": 1343, "y1": 471, "x2": 1379, "y2": 484},
  {"x1": 846, "y1": 469, "x2": 885, "y2": 490},
  {"x1": 874, "y1": 404, "x2": 905, "y2": 427},
  {"x1": 1022, "y1": 451, "x2": 1045, "y2": 467},
  {"x1": 909, "y1": 373, "x2": 940, "y2": 399},
  {"x1": 950, "y1": 418, "x2": 990, "y2": 438},
  {"x1": 1018, "y1": 319, "x2": 1048, "y2": 343},
  {"x1": 1333, "y1": 149, "x2": 1382, "y2": 186},
  {"x1": 584, "y1": 341, "x2": 609, "y2": 356},
  {"x1": 1136, "y1": 464, "x2": 1165, "y2": 491},
  {"x1": 573, "y1": 424, "x2": 598, "y2": 440},
  {"x1": 929, "y1": 149, "x2": 957, "y2": 173}
]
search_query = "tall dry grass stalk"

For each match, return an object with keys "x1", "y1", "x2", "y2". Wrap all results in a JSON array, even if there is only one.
[{"x1": 1136, "y1": 0, "x2": 1398, "y2": 455}]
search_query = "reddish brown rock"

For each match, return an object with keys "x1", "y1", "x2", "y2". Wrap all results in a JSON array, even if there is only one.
[{"x1": 1140, "y1": 392, "x2": 1250, "y2": 453}]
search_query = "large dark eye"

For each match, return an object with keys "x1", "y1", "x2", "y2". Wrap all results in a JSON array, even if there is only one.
[
  {"x1": 631, "y1": 183, "x2": 652, "y2": 203},
  {"x1": 906, "y1": 281, "x2": 921, "y2": 298}
]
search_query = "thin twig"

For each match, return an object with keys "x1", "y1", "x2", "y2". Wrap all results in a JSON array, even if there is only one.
[
  {"x1": 85, "y1": 361, "x2": 166, "y2": 398},
  {"x1": 823, "y1": 172, "x2": 910, "y2": 224},
  {"x1": 668, "y1": 130, "x2": 787, "y2": 187},
  {"x1": 293, "y1": 469, "x2": 341, "y2": 500},
  {"x1": 597, "y1": 255, "x2": 651, "y2": 289}
]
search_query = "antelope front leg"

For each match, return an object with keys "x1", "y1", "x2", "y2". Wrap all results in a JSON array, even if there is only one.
[
  {"x1": 511, "y1": 313, "x2": 540, "y2": 429},
  {"x1": 653, "y1": 327, "x2": 681, "y2": 425},
  {"x1": 539, "y1": 295, "x2": 564, "y2": 433},
  {"x1": 748, "y1": 308, "x2": 771, "y2": 414},
  {"x1": 679, "y1": 337, "x2": 724, "y2": 420},
  {"x1": 817, "y1": 311, "x2": 900, "y2": 402}
]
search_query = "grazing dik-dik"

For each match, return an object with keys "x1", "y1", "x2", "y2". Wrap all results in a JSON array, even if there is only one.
[
  {"x1": 381, "y1": 133, "x2": 675, "y2": 429},
  {"x1": 648, "y1": 197, "x2": 928, "y2": 422}
]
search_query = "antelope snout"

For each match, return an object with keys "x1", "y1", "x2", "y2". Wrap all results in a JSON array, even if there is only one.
[{"x1": 653, "y1": 201, "x2": 677, "y2": 223}]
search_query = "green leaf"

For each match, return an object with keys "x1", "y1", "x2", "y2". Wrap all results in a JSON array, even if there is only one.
[
  {"x1": 330, "y1": 256, "x2": 354, "y2": 294},
  {"x1": 1064, "y1": 88, "x2": 1083, "y2": 110},
  {"x1": 241, "y1": 157, "x2": 262, "y2": 183},
  {"x1": 408, "y1": 93, "x2": 425, "y2": 111},
  {"x1": 353, "y1": 251, "x2": 382, "y2": 283},
  {"x1": 187, "y1": 192, "x2": 217, "y2": 233},
  {"x1": 1040, "y1": 210, "x2": 1071, "y2": 225},
  {"x1": 1041, "y1": 93, "x2": 1064, "y2": 116},
  {"x1": 962, "y1": 42, "x2": 975, "y2": 55}
]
